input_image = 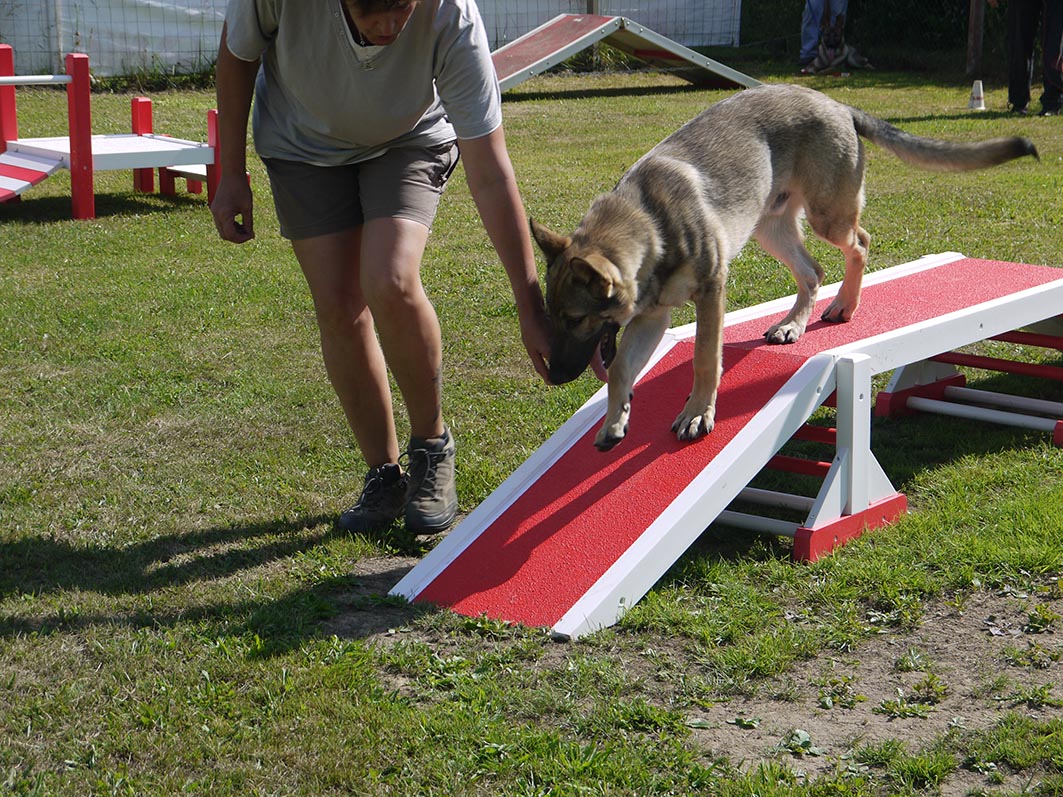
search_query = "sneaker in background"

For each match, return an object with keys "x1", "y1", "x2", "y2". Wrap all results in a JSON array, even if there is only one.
[{"x1": 338, "y1": 463, "x2": 407, "y2": 532}]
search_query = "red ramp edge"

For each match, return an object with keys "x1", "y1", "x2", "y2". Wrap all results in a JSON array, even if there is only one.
[{"x1": 391, "y1": 254, "x2": 1063, "y2": 639}]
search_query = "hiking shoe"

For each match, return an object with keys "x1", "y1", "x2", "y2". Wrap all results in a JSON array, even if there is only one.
[
  {"x1": 404, "y1": 427, "x2": 458, "y2": 533},
  {"x1": 338, "y1": 463, "x2": 407, "y2": 532}
]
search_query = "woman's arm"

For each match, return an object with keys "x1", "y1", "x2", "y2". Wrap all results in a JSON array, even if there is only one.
[
  {"x1": 458, "y1": 126, "x2": 553, "y2": 383},
  {"x1": 211, "y1": 22, "x2": 260, "y2": 243}
]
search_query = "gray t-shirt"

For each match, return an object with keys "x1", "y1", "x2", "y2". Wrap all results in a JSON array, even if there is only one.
[{"x1": 224, "y1": 0, "x2": 503, "y2": 166}]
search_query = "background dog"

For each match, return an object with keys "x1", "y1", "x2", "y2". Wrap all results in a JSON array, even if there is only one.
[
  {"x1": 531, "y1": 83, "x2": 1036, "y2": 451},
  {"x1": 804, "y1": 14, "x2": 874, "y2": 74}
]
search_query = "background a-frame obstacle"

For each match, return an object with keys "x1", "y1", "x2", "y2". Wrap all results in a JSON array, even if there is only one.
[
  {"x1": 393, "y1": 253, "x2": 1063, "y2": 640},
  {"x1": 491, "y1": 14, "x2": 760, "y2": 92}
]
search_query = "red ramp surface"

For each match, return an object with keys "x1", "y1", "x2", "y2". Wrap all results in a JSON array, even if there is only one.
[
  {"x1": 393, "y1": 256, "x2": 1063, "y2": 638},
  {"x1": 416, "y1": 344, "x2": 806, "y2": 626}
]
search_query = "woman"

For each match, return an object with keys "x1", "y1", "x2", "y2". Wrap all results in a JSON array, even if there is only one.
[{"x1": 210, "y1": 0, "x2": 553, "y2": 533}]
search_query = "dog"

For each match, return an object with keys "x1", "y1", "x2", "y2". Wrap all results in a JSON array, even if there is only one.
[
  {"x1": 805, "y1": 14, "x2": 873, "y2": 74},
  {"x1": 530, "y1": 83, "x2": 1037, "y2": 452}
]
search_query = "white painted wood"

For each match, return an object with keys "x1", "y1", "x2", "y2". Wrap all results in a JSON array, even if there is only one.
[
  {"x1": 906, "y1": 397, "x2": 1059, "y2": 434},
  {"x1": 10, "y1": 134, "x2": 213, "y2": 170},
  {"x1": 944, "y1": 386, "x2": 1063, "y2": 417}
]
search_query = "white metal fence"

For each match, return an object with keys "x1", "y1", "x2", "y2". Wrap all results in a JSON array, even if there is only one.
[{"x1": 0, "y1": 0, "x2": 741, "y2": 76}]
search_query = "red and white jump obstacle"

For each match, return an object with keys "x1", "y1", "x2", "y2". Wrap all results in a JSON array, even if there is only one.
[
  {"x1": 0, "y1": 44, "x2": 219, "y2": 219},
  {"x1": 392, "y1": 253, "x2": 1063, "y2": 640}
]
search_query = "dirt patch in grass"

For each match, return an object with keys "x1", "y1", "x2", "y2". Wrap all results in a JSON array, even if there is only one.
[
  {"x1": 683, "y1": 588, "x2": 1063, "y2": 791},
  {"x1": 328, "y1": 553, "x2": 1063, "y2": 794}
]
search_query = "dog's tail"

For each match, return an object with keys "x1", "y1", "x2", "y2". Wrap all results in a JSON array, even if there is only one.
[{"x1": 849, "y1": 106, "x2": 1038, "y2": 171}]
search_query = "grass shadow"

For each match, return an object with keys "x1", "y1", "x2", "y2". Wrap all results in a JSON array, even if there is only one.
[
  {"x1": 1, "y1": 514, "x2": 335, "y2": 601},
  {"x1": 0, "y1": 190, "x2": 207, "y2": 225},
  {"x1": 0, "y1": 510, "x2": 440, "y2": 649}
]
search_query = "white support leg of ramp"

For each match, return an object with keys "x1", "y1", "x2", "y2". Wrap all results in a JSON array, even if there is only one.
[{"x1": 805, "y1": 354, "x2": 896, "y2": 526}]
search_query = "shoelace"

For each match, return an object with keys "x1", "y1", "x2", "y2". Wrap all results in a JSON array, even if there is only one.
[
  {"x1": 406, "y1": 448, "x2": 451, "y2": 496},
  {"x1": 356, "y1": 468, "x2": 404, "y2": 508},
  {"x1": 355, "y1": 473, "x2": 384, "y2": 508}
]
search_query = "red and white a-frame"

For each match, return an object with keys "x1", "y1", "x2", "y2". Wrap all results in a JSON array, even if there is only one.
[
  {"x1": 491, "y1": 14, "x2": 760, "y2": 92},
  {"x1": 393, "y1": 253, "x2": 1063, "y2": 640}
]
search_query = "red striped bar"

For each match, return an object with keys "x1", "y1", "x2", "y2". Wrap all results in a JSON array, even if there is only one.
[
  {"x1": 791, "y1": 425, "x2": 837, "y2": 445},
  {"x1": 0, "y1": 150, "x2": 62, "y2": 202},
  {"x1": 930, "y1": 351, "x2": 1063, "y2": 381},
  {"x1": 767, "y1": 454, "x2": 833, "y2": 478},
  {"x1": 0, "y1": 161, "x2": 46, "y2": 182},
  {"x1": 991, "y1": 330, "x2": 1063, "y2": 350}
]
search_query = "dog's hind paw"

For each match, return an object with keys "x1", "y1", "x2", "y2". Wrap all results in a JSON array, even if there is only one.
[
  {"x1": 764, "y1": 321, "x2": 804, "y2": 344},
  {"x1": 672, "y1": 408, "x2": 715, "y2": 441}
]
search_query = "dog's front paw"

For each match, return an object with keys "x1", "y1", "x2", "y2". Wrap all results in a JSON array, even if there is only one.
[
  {"x1": 594, "y1": 420, "x2": 628, "y2": 451},
  {"x1": 595, "y1": 401, "x2": 632, "y2": 451},
  {"x1": 764, "y1": 320, "x2": 805, "y2": 344},
  {"x1": 671, "y1": 404, "x2": 715, "y2": 441}
]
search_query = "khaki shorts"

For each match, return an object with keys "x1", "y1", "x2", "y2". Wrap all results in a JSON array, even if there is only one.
[{"x1": 262, "y1": 142, "x2": 460, "y2": 240}]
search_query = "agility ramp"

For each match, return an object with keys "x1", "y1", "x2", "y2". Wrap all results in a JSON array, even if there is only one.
[
  {"x1": 491, "y1": 14, "x2": 760, "y2": 92},
  {"x1": 392, "y1": 254, "x2": 1063, "y2": 639}
]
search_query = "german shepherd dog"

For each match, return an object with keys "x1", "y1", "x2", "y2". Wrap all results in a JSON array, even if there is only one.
[
  {"x1": 531, "y1": 83, "x2": 1037, "y2": 452},
  {"x1": 807, "y1": 14, "x2": 873, "y2": 73}
]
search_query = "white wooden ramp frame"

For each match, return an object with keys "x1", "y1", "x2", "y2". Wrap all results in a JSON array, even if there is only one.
[{"x1": 392, "y1": 253, "x2": 1063, "y2": 640}]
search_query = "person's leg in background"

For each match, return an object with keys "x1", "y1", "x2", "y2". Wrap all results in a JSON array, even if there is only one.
[
  {"x1": 1038, "y1": 0, "x2": 1063, "y2": 114},
  {"x1": 1007, "y1": 0, "x2": 1040, "y2": 113},
  {"x1": 799, "y1": 0, "x2": 826, "y2": 66}
]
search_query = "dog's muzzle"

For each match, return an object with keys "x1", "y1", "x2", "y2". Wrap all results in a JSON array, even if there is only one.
[{"x1": 547, "y1": 322, "x2": 621, "y2": 385}]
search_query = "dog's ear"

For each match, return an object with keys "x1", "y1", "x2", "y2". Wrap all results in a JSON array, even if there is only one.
[
  {"x1": 529, "y1": 218, "x2": 571, "y2": 262},
  {"x1": 570, "y1": 254, "x2": 621, "y2": 299}
]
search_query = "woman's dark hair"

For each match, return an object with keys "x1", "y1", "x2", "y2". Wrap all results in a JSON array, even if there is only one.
[{"x1": 347, "y1": 0, "x2": 412, "y2": 12}]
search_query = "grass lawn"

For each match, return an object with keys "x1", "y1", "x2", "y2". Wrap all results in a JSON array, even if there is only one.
[{"x1": 2, "y1": 64, "x2": 1063, "y2": 795}]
